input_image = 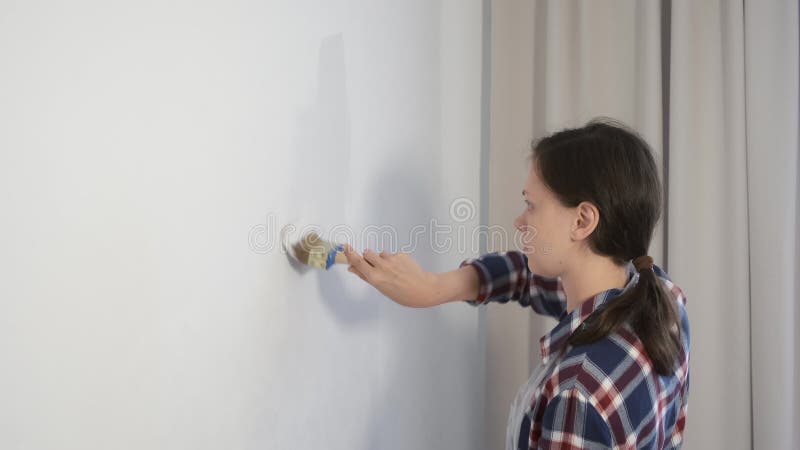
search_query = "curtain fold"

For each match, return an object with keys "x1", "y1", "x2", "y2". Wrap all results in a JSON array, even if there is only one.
[
  {"x1": 488, "y1": 0, "x2": 799, "y2": 448},
  {"x1": 742, "y1": 1, "x2": 799, "y2": 448},
  {"x1": 671, "y1": 1, "x2": 799, "y2": 447},
  {"x1": 668, "y1": 1, "x2": 752, "y2": 448}
]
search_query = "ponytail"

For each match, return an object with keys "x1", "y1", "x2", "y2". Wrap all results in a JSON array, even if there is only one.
[{"x1": 568, "y1": 264, "x2": 682, "y2": 376}]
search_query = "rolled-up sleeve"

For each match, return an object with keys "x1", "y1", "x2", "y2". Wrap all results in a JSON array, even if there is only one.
[{"x1": 459, "y1": 251, "x2": 567, "y2": 319}]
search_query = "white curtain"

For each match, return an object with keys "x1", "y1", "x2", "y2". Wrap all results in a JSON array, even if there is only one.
[{"x1": 487, "y1": 1, "x2": 799, "y2": 448}]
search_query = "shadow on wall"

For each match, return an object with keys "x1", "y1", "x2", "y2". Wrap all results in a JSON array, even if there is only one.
[
  {"x1": 291, "y1": 33, "x2": 352, "y2": 229},
  {"x1": 286, "y1": 31, "x2": 463, "y2": 449},
  {"x1": 287, "y1": 32, "x2": 381, "y2": 325},
  {"x1": 357, "y1": 155, "x2": 455, "y2": 450}
]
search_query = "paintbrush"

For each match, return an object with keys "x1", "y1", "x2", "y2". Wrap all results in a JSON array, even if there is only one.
[{"x1": 283, "y1": 229, "x2": 347, "y2": 270}]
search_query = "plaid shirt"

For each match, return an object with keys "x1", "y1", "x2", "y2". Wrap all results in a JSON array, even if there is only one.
[{"x1": 459, "y1": 251, "x2": 690, "y2": 449}]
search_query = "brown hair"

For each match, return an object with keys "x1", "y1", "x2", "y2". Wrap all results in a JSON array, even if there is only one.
[{"x1": 531, "y1": 118, "x2": 681, "y2": 376}]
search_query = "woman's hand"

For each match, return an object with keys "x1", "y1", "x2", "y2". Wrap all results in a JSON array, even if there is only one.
[{"x1": 343, "y1": 244, "x2": 441, "y2": 308}]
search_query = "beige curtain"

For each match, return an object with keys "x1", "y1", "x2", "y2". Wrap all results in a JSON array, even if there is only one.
[{"x1": 487, "y1": 1, "x2": 798, "y2": 448}]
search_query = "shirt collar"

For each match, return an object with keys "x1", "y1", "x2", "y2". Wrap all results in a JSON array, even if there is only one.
[{"x1": 539, "y1": 261, "x2": 639, "y2": 364}]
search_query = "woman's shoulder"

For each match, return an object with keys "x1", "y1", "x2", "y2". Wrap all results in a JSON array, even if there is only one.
[
  {"x1": 552, "y1": 333, "x2": 661, "y2": 412},
  {"x1": 561, "y1": 330, "x2": 642, "y2": 384},
  {"x1": 547, "y1": 264, "x2": 690, "y2": 395}
]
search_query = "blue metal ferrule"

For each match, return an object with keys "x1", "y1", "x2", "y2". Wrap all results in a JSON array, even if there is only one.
[{"x1": 325, "y1": 244, "x2": 344, "y2": 270}]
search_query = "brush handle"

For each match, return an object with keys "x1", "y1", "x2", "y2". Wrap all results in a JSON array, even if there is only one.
[{"x1": 333, "y1": 251, "x2": 348, "y2": 265}]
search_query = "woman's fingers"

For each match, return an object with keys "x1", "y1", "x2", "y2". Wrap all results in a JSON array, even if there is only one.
[
  {"x1": 343, "y1": 244, "x2": 375, "y2": 279},
  {"x1": 342, "y1": 245, "x2": 435, "y2": 307},
  {"x1": 362, "y1": 249, "x2": 385, "y2": 269}
]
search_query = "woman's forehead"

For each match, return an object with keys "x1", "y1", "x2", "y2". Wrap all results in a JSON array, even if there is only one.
[
  {"x1": 525, "y1": 166, "x2": 560, "y2": 206},
  {"x1": 524, "y1": 166, "x2": 544, "y2": 196}
]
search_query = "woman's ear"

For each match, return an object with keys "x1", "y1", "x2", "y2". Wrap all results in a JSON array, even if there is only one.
[{"x1": 570, "y1": 201, "x2": 600, "y2": 241}]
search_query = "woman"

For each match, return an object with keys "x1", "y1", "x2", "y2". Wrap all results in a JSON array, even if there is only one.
[{"x1": 343, "y1": 118, "x2": 690, "y2": 449}]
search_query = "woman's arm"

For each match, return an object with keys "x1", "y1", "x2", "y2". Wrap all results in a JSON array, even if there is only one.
[
  {"x1": 432, "y1": 264, "x2": 482, "y2": 304},
  {"x1": 342, "y1": 245, "x2": 566, "y2": 317},
  {"x1": 343, "y1": 244, "x2": 479, "y2": 308},
  {"x1": 459, "y1": 251, "x2": 567, "y2": 318}
]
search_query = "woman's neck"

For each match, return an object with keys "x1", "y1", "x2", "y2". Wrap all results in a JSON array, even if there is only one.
[{"x1": 560, "y1": 255, "x2": 629, "y2": 314}]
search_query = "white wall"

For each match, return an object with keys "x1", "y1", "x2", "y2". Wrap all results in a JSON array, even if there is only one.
[{"x1": 0, "y1": 1, "x2": 486, "y2": 449}]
